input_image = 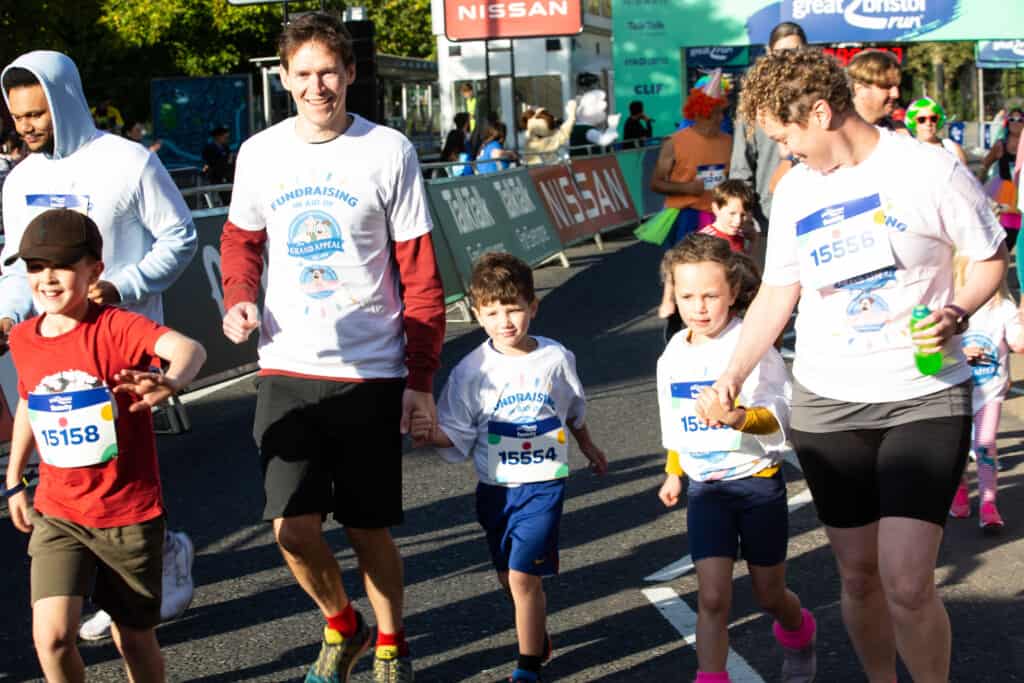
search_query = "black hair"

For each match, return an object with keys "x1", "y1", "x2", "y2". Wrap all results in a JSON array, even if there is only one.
[
  {"x1": 629, "y1": 100, "x2": 643, "y2": 116},
  {"x1": 768, "y1": 22, "x2": 808, "y2": 49},
  {"x1": 440, "y1": 129, "x2": 464, "y2": 162},
  {"x1": 2, "y1": 67, "x2": 39, "y2": 94},
  {"x1": 453, "y1": 112, "x2": 469, "y2": 129},
  {"x1": 278, "y1": 12, "x2": 354, "y2": 69}
]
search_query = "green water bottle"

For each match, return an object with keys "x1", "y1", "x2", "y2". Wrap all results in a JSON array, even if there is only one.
[{"x1": 910, "y1": 305, "x2": 943, "y2": 375}]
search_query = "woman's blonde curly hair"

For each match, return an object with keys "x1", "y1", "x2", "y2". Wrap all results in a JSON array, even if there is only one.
[{"x1": 737, "y1": 48, "x2": 853, "y2": 138}]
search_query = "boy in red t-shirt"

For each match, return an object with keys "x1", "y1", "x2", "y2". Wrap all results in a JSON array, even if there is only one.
[
  {"x1": 658, "y1": 179, "x2": 758, "y2": 318},
  {"x1": 2, "y1": 209, "x2": 206, "y2": 682}
]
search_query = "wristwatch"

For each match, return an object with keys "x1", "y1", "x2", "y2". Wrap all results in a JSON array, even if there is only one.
[
  {"x1": 943, "y1": 304, "x2": 970, "y2": 335},
  {"x1": 3, "y1": 477, "x2": 29, "y2": 498}
]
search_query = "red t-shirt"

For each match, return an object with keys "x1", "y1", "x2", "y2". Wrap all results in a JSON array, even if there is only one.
[
  {"x1": 699, "y1": 224, "x2": 745, "y2": 253},
  {"x1": 9, "y1": 304, "x2": 169, "y2": 528}
]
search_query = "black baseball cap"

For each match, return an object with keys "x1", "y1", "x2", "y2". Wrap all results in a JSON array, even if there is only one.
[{"x1": 4, "y1": 209, "x2": 103, "y2": 267}]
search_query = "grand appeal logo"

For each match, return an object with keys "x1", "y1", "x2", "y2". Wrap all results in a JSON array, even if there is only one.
[
  {"x1": 286, "y1": 211, "x2": 344, "y2": 260},
  {"x1": 784, "y1": 0, "x2": 959, "y2": 40}
]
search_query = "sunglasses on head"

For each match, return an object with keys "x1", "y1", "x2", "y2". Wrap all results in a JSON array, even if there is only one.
[{"x1": 915, "y1": 115, "x2": 939, "y2": 124}]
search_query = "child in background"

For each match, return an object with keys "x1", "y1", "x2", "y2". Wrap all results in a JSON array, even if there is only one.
[
  {"x1": 658, "y1": 180, "x2": 757, "y2": 320},
  {"x1": 656, "y1": 234, "x2": 814, "y2": 683},
  {"x1": 413, "y1": 252, "x2": 607, "y2": 683},
  {"x1": 949, "y1": 254, "x2": 1024, "y2": 528},
  {"x1": 3, "y1": 209, "x2": 206, "y2": 682}
]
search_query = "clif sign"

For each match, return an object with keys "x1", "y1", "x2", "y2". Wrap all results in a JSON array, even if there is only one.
[{"x1": 444, "y1": 0, "x2": 583, "y2": 41}]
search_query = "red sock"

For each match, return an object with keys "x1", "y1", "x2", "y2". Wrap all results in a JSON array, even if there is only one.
[
  {"x1": 326, "y1": 603, "x2": 357, "y2": 638},
  {"x1": 377, "y1": 629, "x2": 410, "y2": 657}
]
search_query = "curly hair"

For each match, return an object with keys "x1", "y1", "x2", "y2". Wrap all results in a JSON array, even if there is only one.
[
  {"x1": 738, "y1": 48, "x2": 853, "y2": 138},
  {"x1": 660, "y1": 233, "x2": 761, "y2": 316},
  {"x1": 469, "y1": 252, "x2": 535, "y2": 307}
]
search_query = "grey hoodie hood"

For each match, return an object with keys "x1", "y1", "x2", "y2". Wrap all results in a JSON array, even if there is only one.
[{"x1": 2, "y1": 50, "x2": 100, "y2": 160}]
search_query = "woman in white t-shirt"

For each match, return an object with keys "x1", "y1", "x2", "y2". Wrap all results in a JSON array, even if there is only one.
[
  {"x1": 705, "y1": 50, "x2": 1008, "y2": 683},
  {"x1": 949, "y1": 254, "x2": 1024, "y2": 528}
]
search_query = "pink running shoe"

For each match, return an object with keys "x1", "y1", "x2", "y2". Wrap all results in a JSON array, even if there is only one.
[
  {"x1": 979, "y1": 501, "x2": 1004, "y2": 530},
  {"x1": 949, "y1": 484, "x2": 970, "y2": 519}
]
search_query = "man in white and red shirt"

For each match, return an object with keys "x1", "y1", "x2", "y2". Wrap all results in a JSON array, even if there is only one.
[{"x1": 219, "y1": 13, "x2": 444, "y2": 682}]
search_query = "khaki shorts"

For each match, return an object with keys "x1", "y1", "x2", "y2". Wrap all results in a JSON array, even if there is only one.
[{"x1": 29, "y1": 512, "x2": 165, "y2": 629}]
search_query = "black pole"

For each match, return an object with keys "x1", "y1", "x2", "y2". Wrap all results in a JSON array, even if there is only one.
[
  {"x1": 509, "y1": 40, "x2": 518, "y2": 155},
  {"x1": 484, "y1": 39, "x2": 492, "y2": 128}
]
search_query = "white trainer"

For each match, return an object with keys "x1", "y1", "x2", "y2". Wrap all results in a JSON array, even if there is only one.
[
  {"x1": 79, "y1": 609, "x2": 113, "y2": 641},
  {"x1": 160, "y1": 530, "x2": 195, "y2": 621}
]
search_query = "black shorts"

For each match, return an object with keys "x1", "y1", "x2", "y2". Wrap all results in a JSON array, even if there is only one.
[
  {"x1": 791, "y1": 415, "x2": 970, "y2": 528},
  {"x1": 253, "y1": 374, "x2": 405, "y2": 528},
  {"x1": 686, "y1": 470, "x2": 788, "y2": 567}
]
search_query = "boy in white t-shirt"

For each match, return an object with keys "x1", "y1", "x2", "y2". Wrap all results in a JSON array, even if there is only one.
[{"x1": 413, "y1": 253, "x2": 607, "y2": 683}]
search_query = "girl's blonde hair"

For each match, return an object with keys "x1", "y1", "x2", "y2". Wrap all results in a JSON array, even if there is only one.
[{"x1": 952, "y1": 252, "x2": 1012, "y2": 307}]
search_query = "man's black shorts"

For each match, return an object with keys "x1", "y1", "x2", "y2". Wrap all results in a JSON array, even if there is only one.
[{"x1": 253, "y1": 374, "x2": 405, "y2": 528}]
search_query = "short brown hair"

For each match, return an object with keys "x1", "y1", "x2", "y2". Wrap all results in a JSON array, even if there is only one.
[
  {"x1": 738, "y1": 48, "x2": 853, "y2": 135},
  {"x1": 711, "y1": 179, "x2": 754, "y2": 212},
  {"x1": 847, "y1": 50, "x2": 901, "y2": 88},
  {"x1": 278, "y1": 12, "x2": 354, "y2": 70},
  {"x1": 660, "y1": 233, "x2": 761, "y2": 315},
  {"x1": 469, "y1": 252, "x2": 535, "y2": 307}
]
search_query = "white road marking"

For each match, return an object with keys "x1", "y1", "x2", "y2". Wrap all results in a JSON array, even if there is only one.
[{"x1": 642, "y1": 587, "x2": 766, "y2": 682}]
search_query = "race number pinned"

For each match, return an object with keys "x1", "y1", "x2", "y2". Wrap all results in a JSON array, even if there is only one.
[
  {"x1": 668, "y1": 380, "x2": 742, "y2": 453},
  {"x1": 487, "y1": 416, "x2": 569, "y2": 484},
  {"x1": 796, "y1": 194, "x2": 895, "y2": 290},
  {"x1": 28, "y1": 387, "x2": 118, "y2": 468},
  {"x1": 697, "y1": 164, "x2": 726, "y2": 191}
]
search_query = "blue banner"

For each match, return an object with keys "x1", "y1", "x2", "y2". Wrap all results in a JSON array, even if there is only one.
[
  {"x1": 685, "y1": 46, "x2": 750, "y2": 69},
  {"x1": 780, "y1": 0, "x2": 961, "y2": 43},
  {"x1": 976, "y1": 41, "x2": 1024, "y2": 69}
]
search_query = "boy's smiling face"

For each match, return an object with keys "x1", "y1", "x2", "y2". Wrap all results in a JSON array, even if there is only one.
[
  {"x1": 473, "y1": 296, "x2": 538, "y2": 355},
  {"x1": 26, "y1": 257, "x2": 103, "y2": 319}
]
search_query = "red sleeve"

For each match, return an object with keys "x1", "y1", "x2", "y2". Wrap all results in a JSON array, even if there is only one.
[
  {"x1": 394, "y1": 232, "x2": 445, "y2": 392},
  {"x1": 220, "y1": 220, "x2": 267, "y2": 311},
  {"x1": 105, "y1": 307, "x2": 171, "y2": 368}
]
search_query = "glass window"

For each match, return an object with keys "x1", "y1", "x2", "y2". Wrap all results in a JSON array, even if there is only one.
[{"x1": 514, "y1": 75, "x2": 565, "y2": 122}]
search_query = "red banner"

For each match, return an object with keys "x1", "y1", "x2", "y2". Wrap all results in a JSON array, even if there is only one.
[
  {"x1": 444, "y1": 0, "x2": 583, "y2": 41},
  {"x1": 529, "y1": 156, "x2": 638, "y2": 246}
]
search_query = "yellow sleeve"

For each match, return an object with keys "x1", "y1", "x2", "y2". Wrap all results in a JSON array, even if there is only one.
[
  {"x1": 738, "y1": 406, "x2": 779, "y2": 435},
  {"x1": 665, "y1": 450, "x2": 685, "y2": 477}
]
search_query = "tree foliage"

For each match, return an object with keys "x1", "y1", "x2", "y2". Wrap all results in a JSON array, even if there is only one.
[{"x1": 902, "y1": 41, "x2": 976, "y2": 118}]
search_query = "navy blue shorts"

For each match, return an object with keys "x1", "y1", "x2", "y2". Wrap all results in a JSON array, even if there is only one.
[
  {"x1": 475, "y1": 480, "x2": 565, "y2": 576},
  {"x1": 686, "y1": 471, "x2": 788, "y2": 567}
]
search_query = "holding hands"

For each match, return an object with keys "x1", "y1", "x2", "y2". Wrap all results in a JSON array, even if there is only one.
[{"x1": 695, "y1": 381, "x2": 746, "y2": 429}]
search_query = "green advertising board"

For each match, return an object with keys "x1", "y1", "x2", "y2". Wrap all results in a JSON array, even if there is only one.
[
  {"x1": 613, "y1": 0, "x2": 1024, "y2": 137},
  {"x1": 425, "y1": 169, "x2": 563, "y2": 285}
]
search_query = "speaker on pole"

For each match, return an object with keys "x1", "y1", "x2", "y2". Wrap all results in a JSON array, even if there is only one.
[{"x1": 345, "y1": 20, "x2": 378, "y2": 123}]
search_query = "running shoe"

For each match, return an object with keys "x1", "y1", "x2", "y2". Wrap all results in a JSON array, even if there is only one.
[
  {"x1": 373, "y1": 645, "x2": 414, "y2": 682},
  {"x1": 160, "y1": 530, "x2": 195, "y2": 621},
  {"x1": 780, "y1": 633, "x2": 817, "y2": 683},
  {"x1": 949, "y1": 484, "x2": 970, "y2": 519},
  {"x1": 979, "y1": 501, "x2": 1005, "y2": 530},
  {"x1": 305, "y1": 611, "x2": 371, "y2": 683},
  {"x1": 79, "y1": 609, "x2": 113, "y2": 641},
  {"x1": 509, "y1": 669, "x2": 540, "y2": 682}
]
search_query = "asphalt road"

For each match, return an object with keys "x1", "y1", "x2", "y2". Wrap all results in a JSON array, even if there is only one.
[{"x1": 2, "y1": 233, "x2": 1024, "y2": 682}]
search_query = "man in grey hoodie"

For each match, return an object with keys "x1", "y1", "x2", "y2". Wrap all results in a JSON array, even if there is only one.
[{"x1": 1, "y1": 51, "x2": 198, "y2": 643}]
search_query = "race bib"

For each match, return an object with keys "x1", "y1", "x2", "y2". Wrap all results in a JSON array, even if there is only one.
[
  {"x1": 487, "y1": 416, "x2": 569, "y2": 485},
  {"x1": 669, "y1": 380, "x2": 742, "y2": 453},
  {"x1": 796, "y1": 194, "x2": 895, "y2": 291},
  {"x1": 28, "y1": 387, "x2": 119, "y2": 468},
  {"x1": 697, "y1": 164, "x2": 726, "y2": 191}
]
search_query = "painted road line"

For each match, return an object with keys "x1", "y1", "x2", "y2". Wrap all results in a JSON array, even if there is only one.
[
  {"x1": 181, "y1": 372, "x2": 256, "y2": 404},
  {"x1": 642, "y1": 586, "x2": 765, "y2": 682}
]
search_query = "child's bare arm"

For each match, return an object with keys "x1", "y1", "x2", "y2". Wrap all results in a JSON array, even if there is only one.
[
  {"x1": 6, "y1": 400, "x2": 36, "y2": 532},
  {"x1": 569, "y1": 422, "x2": 608, "y2": 474},
  {"x1": 113, "y1": 331, "x2": 207, "y2": 412}
]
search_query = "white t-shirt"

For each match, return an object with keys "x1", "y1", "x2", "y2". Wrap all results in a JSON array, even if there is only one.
[
  {"x1": 0, "y1": 134, "x2": 195, "y2": 324},
  {"x1": 657, "y1": 318, "x2": 790, "y2": 482},
  {"x1": 765, "y1": 130, "x2": 1005, "y2": 403},
  {"x1": 228, "y1": 115, "x2": 432, "y2": 379},
  {"x1": 961, "y1": 297, "x2": 1023, "y2": 409},
  {"x1": 436, "y1": 336, "x2": 586, "y2": 487}
]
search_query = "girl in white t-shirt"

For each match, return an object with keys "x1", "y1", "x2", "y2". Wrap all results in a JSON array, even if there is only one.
[
  {"x1": 949, "y1": 255, "x2": 1024, "y2": 528},
  {"x1": 656, "y1": 233, "x2": 815, "y2": 683}
]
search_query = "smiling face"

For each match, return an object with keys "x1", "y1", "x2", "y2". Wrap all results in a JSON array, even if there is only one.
[
  {"x1": 760, "y1": 104, "x2": 838, "y2": 174},
  {"x1": 672, "y1": 261, "x2": 737, "y2": 342},
  {"x1": 473, "y1": 296, "x2": 538, "y2": 355},
  {"x1": 280, "y1": 40, "x2": 356, "y2": 140},
  {"x1": 26, "y1": 257, "x2": 102, "y2": 320},
  {"x1": 853, "y1": 78, "x2": 900, "y2": 124},
  {"x1": 7, "y1": 84, "x2": 54, "y2": 154}
]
